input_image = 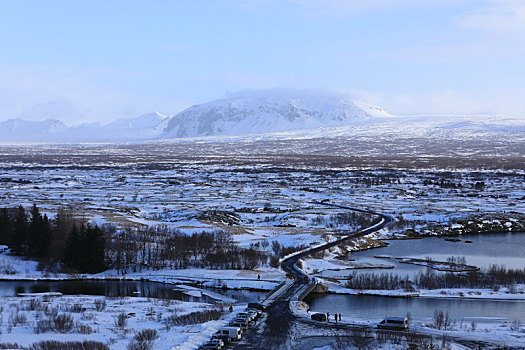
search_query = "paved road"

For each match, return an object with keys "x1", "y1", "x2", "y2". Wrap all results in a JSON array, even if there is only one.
[{"x1": 234, "y1": 203, "x2": 393, "y2": 349}]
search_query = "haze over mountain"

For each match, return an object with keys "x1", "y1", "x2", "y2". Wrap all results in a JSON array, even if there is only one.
[
  {"x1": 0, "y1": 90, "x2": 523, "y2": 143},
  {"x1": 0, "y1": 112, "x2": 167, "y2": 143},
  {"x1": 160, "y1": 91, "x2": 390, "y2": 138}
]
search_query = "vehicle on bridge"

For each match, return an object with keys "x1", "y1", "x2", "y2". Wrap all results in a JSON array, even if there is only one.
[{"x1": 377, "y1": 317, "x2": 409, "y2": 330}]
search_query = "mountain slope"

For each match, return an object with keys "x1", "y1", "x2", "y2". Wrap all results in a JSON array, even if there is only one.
[
  {"x1": 0, "y1": 118, "x2": 68, "y2": 142},
  {"x1": 0, "y1": 112, "x2": 168, "y2": 143},
  {"x1": 161, "y1": 91, "x2": 390, "y2": 138}
]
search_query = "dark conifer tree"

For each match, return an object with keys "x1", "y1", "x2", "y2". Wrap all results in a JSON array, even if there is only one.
[
  {"x1": 81, "y1": 225, "x2": 107, "y2": 273},
  {"x1": 11, "y1": 206, "x2": 27, "y2": 255},
  {"x1": 0, "y1": 208, "x2": 11, "y2": 246},
  {"x1": 64, "y1": 224, "x2": 81, "y2": 271},
  {"x1": 28, "y1": 204, "x2": 51, "y2": 258}
]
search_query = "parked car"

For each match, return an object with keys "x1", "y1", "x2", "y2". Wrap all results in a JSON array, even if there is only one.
[
  {"x1": 234, "y1": 315, "x2": 251, "y2": 326},
  {"x1": 199, "y1": 343, "x2": 221, "y2": 350},
  {"x1": 246, "y1": 307, "x2": 262, "y2": 317},
  {"x1": 230, "y1": 320, "x2": 249, "y2": 331},
  {"x1": 311, "y1": 312, "x2": 327, "y2": 321},
  {"x1": 237, "y1": 312, "x2": 255, "y2": 322},
  {"x1": 246, "y1": 309, "x2": 259, "y2": 320},
  {"x1": 247, "y1": 302, "x2": 266, "y2": 311},
  {"x1": 208, "y1": 338, "x2": 225, "y2": 347},
  {"x1": 217, "y1": 326, "x2": 242, "y2": 341},
  {"x1": 377, "y1": 317, "x2": 408, "y2": 330}
]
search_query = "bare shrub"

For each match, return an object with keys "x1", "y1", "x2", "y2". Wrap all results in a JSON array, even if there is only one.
[
  {"x1": 510, "y1": 319, "x2": 522, "y2": 331},
  {"x1": 127, "y1": 330, "x2": 159, "y2": 350},
  {"x1": 76, "y1": 322, "x2": 95, "y2": 334},
  {"x1": 65, "y1": 304, "x2": 85, "y2": 313},
  {"x1": 114, "y1": 312, "x2": 128, "y2": 330},
  {"x1": 164, "y1": 308, "x2": 224, "y2": 327},
  {"x1": 94, "y1": 298, "x2": 106, "y2": 312},
  {"x1": 53, "y1": 313, "x2": 74, "y2": 333},
  {"x1": 432, "y1": 309, "x2": 451, "y2": 330},
  {"x1": 350, "y1": 328, "x2": 373, "y2": 350},
  {"x1": 35, "y1": 318, "x2": 53, "y2": 333},
  {"x1": 25, "y1": 298, "x2": 44, "y2": 311},
  {"x1": 29, "y1": 340, "x2": 109, "y2": 350},
  {"x1": 135, "y1": 329, "x2": 158, "y2": 342},
  {"x1": 0, "y1": 344, "x2": 21, "y2": 349},
  {"x1": 9, "y1": 311, "x2": 27, "y2": 327},
  {"x1": 0, "y1": 260, "x2": 17, "y2": 275},
  {"x1": 45, "y1": 306, "x2": 58, "y2": 317}
]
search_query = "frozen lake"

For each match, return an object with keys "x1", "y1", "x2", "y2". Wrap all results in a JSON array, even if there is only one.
[
  {"x1": 0, "y1": 279, "x2": 267, "y2": 304},
  {"x1": 343, "y1": 232, "x2": 525, "y2": 278},
  {"x1": 305, "y1": 293, "x2": 525, "y2": 324}
]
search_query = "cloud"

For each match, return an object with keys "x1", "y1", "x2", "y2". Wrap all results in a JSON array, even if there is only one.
[
  {"x1": 0, "y1": 65, "x2": 189, "y2": 124},
  {"x1": 389, "y1": 0, "x2": 525, "y2": 62},
  {"x1": 233, "y1": 0, "x2": 471, "y2": 17},
  {"x1": 354, "y1": 88, "x2": 525, "y2": 117},
  {"x1": 461, "y1": 0, "x2": 525, "y2": 33}
]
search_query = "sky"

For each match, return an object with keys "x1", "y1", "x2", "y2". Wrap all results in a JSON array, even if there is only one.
[{"x1": 0, "y1": 0, "x2": 524, "y2": 124}]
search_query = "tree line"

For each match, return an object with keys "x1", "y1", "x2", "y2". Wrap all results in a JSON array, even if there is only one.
[
  {"x1": 0, "y1": 205, "x2": 106, "y2": 273},
  {"x1": 0, "y1": 205, "x2": 300, "y2": 275},
  {"x1": 346, "y1": 263, "x2": 525, "y2": 291}
]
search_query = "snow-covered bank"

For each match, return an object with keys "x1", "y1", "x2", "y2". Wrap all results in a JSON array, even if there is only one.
[
  {"x1": 325, "y1": 284, "x2": 525, "y2": 301},
  {"x1": 0, "y1": 294, "x2": 246, "y2": 350}
]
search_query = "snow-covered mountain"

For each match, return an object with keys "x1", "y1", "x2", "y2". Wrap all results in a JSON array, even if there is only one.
[
  {"x1": 0, "y1": 112, "x2": 168, "y2": 143},
  {"x1": 0, "y1": 118, "x2": 69, "y2": 142},
  {"x1": 67, "y1": 112, "x2": 168, "y2": 142},
  {"x1": 161, "y1": 91, "x2": 390, "y2": 138},
  {"x1": 0, "y1": 91, "x2": 524, "y2": 143}
]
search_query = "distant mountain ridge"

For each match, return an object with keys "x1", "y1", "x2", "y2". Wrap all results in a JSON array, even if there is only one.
[
  {"x1": 0, "y1": 112, "x2": 167, "y2": 143},
  {"x1": 0, "y1": 91, "x2": 524, "y2": 143}
]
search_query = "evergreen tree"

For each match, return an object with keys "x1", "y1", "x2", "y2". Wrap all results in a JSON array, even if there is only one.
[
  {"x1": 50, "y1": 208, "x2": 74, "y2": 260},
  {"x1": 64, "y1": 223, "x2": 106, "y2": 273},
  {"x1": 11, "y1": 206, "x2": 27, "y2": 255},
  {"x1": 40, "y1": 214, "x2": 52, "y2": 257},
  {"x1": 28, "y1": 204, "x2": 51, "y2": 258},
  {"x1": 64, "y1": 224, "x2": 81, "y2": 271},
  {"x1": 0, "y1": 208, "x2": 12, "y2": 246},
  {"x1": 81, "y1": 225, "x2": 107, "y2": 273}
]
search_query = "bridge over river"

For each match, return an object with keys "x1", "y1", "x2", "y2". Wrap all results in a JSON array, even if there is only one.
[{"x1": 232, "y1": 203, "x2": 513, "y2": 350}]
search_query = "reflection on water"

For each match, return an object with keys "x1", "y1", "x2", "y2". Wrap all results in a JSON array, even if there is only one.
[
  {"x1": 346, "y1": 232, "x2": 525, "y2": 278},
  {"x1": 305, "y1": 293, "x2": 525, "y2": 324},
  {"x1": 309, "y1": 233, "x2": 525, "y2": 324},
  {"x1": 0, "y1": 280, "x2": 267, "y2": 304}
]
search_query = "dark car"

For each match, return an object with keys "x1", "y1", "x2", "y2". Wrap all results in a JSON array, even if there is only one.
[
  {"x1": 311, "y1": 313, "x2": 327, "y2": 321},
  {"x1": 247, "y1": 302, "x2": 266, "y2": 311}
]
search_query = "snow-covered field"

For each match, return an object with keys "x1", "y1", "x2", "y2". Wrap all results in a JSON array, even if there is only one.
[
  {"x1": 0, "y1": 293, "x2": 246, "y2": 349},
  {"x1": 0, "y1": 144, "x2": 524, "y2": 348}
]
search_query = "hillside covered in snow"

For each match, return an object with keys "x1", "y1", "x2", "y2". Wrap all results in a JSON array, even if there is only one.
[
  {"x1": 0, "y1": 91, "x2": 524, "y2": 143},
  {"x1": 0, "y1": 112, "x2": 168, "y2": 143},
  {"x1": 160, "y1": 90, "x2": 390, "y2": 138}
]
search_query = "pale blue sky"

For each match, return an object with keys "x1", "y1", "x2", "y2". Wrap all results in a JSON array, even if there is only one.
[{"x1": 0, "y1": 0, "x2": 524, "y2": 123}]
